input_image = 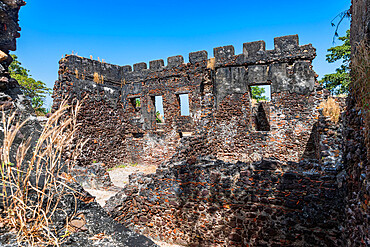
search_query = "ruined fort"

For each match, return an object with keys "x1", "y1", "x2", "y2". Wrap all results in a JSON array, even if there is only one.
[
  {"x1": 0, "y1": 0, "x2": 368, "y2": 246},
  {"x1": 53, "y1": 35, "x2": 326, "y2": 167},
  {"x1": 52, "y1": 36, "x2": 350, "y2": 246}
]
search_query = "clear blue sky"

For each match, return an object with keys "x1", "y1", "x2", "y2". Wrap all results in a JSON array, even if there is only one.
[{"x1": 13, "y1": 0, "x2": 350, "y2": 108}]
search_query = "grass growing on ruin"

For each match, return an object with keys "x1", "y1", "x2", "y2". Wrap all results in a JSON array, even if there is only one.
[
  {"x1": 107, "y1": 162, "x2": 139, "y2": 171},
  {"x1": 319, "y1": 97, "x2": 341, "y2": 124},
  {"x1": 107, "y1": 164, "x2": 128, "y2": 171},
  {"x1": 351, "y1": 41, "x2": 370, "y2": 158},
  {"x1": 0, "y1": 100, "x2": 85, "y2": 246},
  {"x1": 207, "y1": 57, "x2": 216, "y2": 70}
]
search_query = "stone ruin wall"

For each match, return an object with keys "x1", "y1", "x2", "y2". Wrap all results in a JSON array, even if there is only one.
[
  {"x1": 53, "y1": 34, "x2": 328, "y2": 168},
  {"x1": 0, "y1": 0, "x2": 41, "y2": 162},
  {"x1": 104, "y1": 105, "x2": 347, "y2": 246},
  {"x1": 343, "y1": 0, "x2": 370, "y2": 246},
  {"x1": 52, "y1": 35, "x2": 351, "y2": 246}
]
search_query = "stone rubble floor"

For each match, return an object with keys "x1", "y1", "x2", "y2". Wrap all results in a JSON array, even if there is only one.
[{"x1": 86, "y1": 164, "x2": 184, "y2": 247}]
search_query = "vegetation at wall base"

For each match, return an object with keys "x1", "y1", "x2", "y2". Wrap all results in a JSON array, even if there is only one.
[
  {"x1": 319, "y1": 97, "x2": 341, "y2": 124},
  {"x1": 0, "y1": 100, "x2": 86, "y2": 246},
  {"x1": 156, "y1": 111, "x2": 162, "y2": 123}
]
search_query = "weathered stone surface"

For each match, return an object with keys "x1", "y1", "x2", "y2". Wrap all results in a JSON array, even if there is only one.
[
  {"x1": 105, "y1": 156, "x2": 346, "y2": 246},
  {"x1": 70, "y1": 162, "x2": 114, "y2": 190},
  {"x1": 0, "y1": 0, "x2": 41, "y2": 163},
  {"x1": 0, "y1": 2, "x2": 156, "y2": 246},
  {"x1": 52, "y1": 35, "x2": 320, "y2": 168},
  {"x1": 343, "y1": 1, "x2": 370, "y2": 246}
]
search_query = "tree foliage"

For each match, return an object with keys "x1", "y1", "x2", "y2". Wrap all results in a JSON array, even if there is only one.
[
  {"x1": 9, "y1": 54, "x2": 51, "y2": 114},
  {"x1": 156, "y1": 111, "x2": 162, "y2": 123},
  {"x1": 251, "y1": 86, "x2": 268, "y2": 102},
  {"x1": 319, "y1": 30, "x2": 351, "y2": 94}
]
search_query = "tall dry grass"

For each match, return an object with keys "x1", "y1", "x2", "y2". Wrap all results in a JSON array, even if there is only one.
[
  {"x1": 319, "y1": 97, "x2": 341, "y2": 124},
  {"x1": 207, "y1": 58, "x2": 216, "y2": 70},
  {"x1": 351, "y1": 41, "x2": 370, "y2": 159},
  {"x1": 0, "y1": 100, "x2": 86, "y2": 246}
]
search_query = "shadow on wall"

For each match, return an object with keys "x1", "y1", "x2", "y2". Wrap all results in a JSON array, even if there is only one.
[
  {"x1": 301, "y1": 122, "x2": 319, "y2": 161},
  {"x1": 105, "y1": 157, "x2": 346, "y2": 246},
  {"x1": 255, "y1": 103, "x2": 270, "y2": 131},
  {"x1": 175, "y1": 158, "x2": 345, "y2": 246}
]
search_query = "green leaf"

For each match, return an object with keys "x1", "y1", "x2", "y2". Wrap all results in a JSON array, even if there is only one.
[
  {"x1": 251, "y1": 86, "x2": 268, "y2": 102},
  {"x1": 319, "y1": 30, "x2": 351, "y2": 94},
  {"x1": 9, "y1": 54, "x2": 52, "y2": 112}
]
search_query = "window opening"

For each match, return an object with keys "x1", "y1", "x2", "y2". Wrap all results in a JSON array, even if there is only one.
[
  {"x1": 154, "y1": 96, "x2": 164, "y2": 123},
  {"x1": 250, "y1": 85, "x2": 271, "y2": 104},
  {"x1": 250, "y1": 84, "x2": 271, "y2": 131},
  {"x1": 179, "y1": 94, "x2": 190, "y2": 116},
  {"x1": 130, "y1": 97, "x2": 141, "y2": 111}
]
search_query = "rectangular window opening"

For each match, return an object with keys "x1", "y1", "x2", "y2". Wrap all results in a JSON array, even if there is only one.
[
  {"x1": 250, "y1": 85, "x2": 271, "y2": 131},
  {"x1": 250, "y1": 85, "x2": 271, "y2": 105},
  {"x1": 179, "y1": 93, "x2": 190, "y2": 116},
  {"x1": 130, "y1": 97, "x2": 141, "y2": 111},
  {"x1": 154, "y1": 96, "x2": 165, "y2": 123}
]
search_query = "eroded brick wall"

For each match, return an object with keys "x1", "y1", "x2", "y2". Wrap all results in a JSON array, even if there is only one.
[
  {"x1": 105, "y1": 156, "x2": 346, "y2": 246},
  {"x1": 53, "y1": 35, "x2": 325, "y2": 168},
  {"x1": 343, "y1": 0, "x2": 370, "y2": 245},
  {"x1": 51, "y1": 31, "x2": 350, "y2": 247}
]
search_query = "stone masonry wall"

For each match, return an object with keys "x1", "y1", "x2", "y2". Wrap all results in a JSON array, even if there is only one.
[
  {"x1": 105, "y1": 154, "x2": 346, "y2": 246},
  {"x1": 104, "y1": 98, "x2": 346, "y2": 247},
  {"x1": 52, "y1": 35, "x2": 323, "y2": 168},
  {"x1": 49, "y1": 16, "x2": 353, "y2": 247},
  {"x1": 343, "y1": 0, "x2": 370, "y2": 245},
  {"x1": 0, "y1": 0, "x2": 41, "y2": 163}
]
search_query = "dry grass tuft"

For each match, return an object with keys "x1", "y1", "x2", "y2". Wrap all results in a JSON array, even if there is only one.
[
  {"x1": 93, "y1": 72, "x2": 104, "y2": 84},
  {"x1": 319, "y1": 97, "x2": 341, "y2": 124},
  {"x1": 75, "y1": 69, "x2": 79, "y2": 79},
  {"x1": 351, "y1": 41, "x2": 370, "y2": 159},
  {"x1": 0, "y1": 100, "x2": 86, "y2": 246},
  {"x1": 93, "y1": 72, "x2": 100, "y2": 83},
  {"x1": 207, "y1": 57, "x2": 216, "y2": 70}
]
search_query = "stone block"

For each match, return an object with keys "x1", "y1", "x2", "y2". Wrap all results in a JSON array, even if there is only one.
[
  {"x1": 121, "y1": 65, "x2": 132, "y2": 73},
  {"x1": 274, "y1": 35, "x2": 299, "y2": 52},
  {"x1": 243, "y1": 40, "x2": 266, "y2": 57},
  {"x1": 189, "y1": 50, "x2": 208, "y2": 64},
  {"x1": 149, "y1": 59, "x2": 164, "y2": 70},
  {"x1": 213, "y1": 45, "x2": 235, "y2": 61},
  {"x1": 248, "y1": 65, "x2": 268, "y2": 84},
  {"x1": 133, "y1": 62, "x2": 147, "y2": 72},
  {"x1": 167, "y1": 55, "x2": 184, "y2": 68}
]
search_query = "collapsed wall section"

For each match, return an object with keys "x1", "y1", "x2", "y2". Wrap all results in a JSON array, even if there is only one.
[
  {"x1": 103, "y1": 97, "x2": 346, "y2": 246},
  {"x1": 105, "y1": 153, "x2": 346, "y2": 246},
  {"x1": 53, "y1": 35, "x2": 324, "y2": 167}
]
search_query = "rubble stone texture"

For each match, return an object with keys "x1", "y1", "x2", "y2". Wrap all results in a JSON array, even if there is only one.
[
  {"x1": 0, "y1": 0, "x2": 41, "y2": 162},
  {"x1": 0, "y1": 1, "x2": 156, "y2": 246},
  {"x1": 344, "y1": 0, "x2": 370, "y2": 246},
  {"x1": 53, "y1": 34, "x2": 352, "y2": 246},
  {"x1": 53, "y1": 35, "x2": 323, "y2": 168}
]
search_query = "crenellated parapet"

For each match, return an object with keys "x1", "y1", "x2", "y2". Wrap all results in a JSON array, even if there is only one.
[
  {"x1": 60, "y1": 34, "x2": 316, "y2": 94},
  {"x1": 54, "y1": 34, "x2": 324, "y2": 168}
]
